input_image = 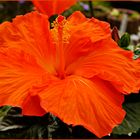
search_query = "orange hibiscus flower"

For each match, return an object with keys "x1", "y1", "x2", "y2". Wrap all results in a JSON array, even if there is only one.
[
  {"x1": 32, "y1": 0, "x2": 77, "y2": 17},
  {"x1": 0, "y1": 11, "x2": 139, "y2": 137}
]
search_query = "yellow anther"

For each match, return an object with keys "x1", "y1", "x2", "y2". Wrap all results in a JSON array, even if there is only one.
[{"x1": 51, "y1": 15, "x2": 70, "y2": 44}]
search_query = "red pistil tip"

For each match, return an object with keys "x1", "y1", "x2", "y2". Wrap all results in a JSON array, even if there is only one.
[{"x1": 57, "y1": 15, "x2": 65, "y2": 23}]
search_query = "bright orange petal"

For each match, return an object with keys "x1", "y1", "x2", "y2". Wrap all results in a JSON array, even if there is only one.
[
  {"x1": 0, "y1": 11, "x2": 56, "y2": 74},
  {"x1": 39, "y1": 75, "x2": 125, "y2": 138},
  {"x1": 63, "y1": 12, "x2": 111, "y2": 66},
  {"x1": 66, "y1": 38, "x2": 138, "y2": 94},
  {"x1": 0, "y1": 49, "x2": 40, "y2": 106},
  {"x1": 0, "y1": 47, "x2": 58, "y2": 116},
  {"x1": 22, "y1": 93, "x2": 46, "y2": 116},
  {"x1": 67, "y1": 11, "x2": 88, "y2": 25},
  {"x1": 32, "y1": 0, "x2": 77, "y2": 17},
  {"x1": 134, "y1": 58, "x2": 140, "y2": 89},
  {"x1": 0, "y1": 11, "x2": 61, "y2": 116}
]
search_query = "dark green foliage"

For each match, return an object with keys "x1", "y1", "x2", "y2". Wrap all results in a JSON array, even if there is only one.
[
  {"x1": 134, "y1": 49, "x2": 140, "y2": 55},
  {"x1": 113, "y1": 93, "x2": 140, "y2": 136},
  {"x1": 0, "y1": 107, "x2": 56, "y2": 138}
]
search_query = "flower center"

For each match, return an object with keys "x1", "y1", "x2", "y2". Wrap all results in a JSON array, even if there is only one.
[{"x1": 51, "y1": 15, "x2": 70, "y2": 79}]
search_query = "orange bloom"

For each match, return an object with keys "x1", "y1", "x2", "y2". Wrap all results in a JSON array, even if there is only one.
[
  {"x1": 0, "y1": 11, "x2": 139, "y2": 137},
  {"x1": 32, "y1": 0, "x2": 77, "y2": 17}
]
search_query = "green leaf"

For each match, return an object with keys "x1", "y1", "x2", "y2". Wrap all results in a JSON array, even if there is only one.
[
  {"x1": 112, "y1": 101, "x2": 140, "y2": 135},
  {"x1": 0, "y1": 107, "x2": 61, "y2": 138},
  {"x1": 0, "y1": 106, "x2": 72, "y2": 139},
  {"x1": 118, "y1": 33, "x2": 130, "y2": 48},
  {"x1": 134, "y1": 49, "x2": 140, "y2": 55}
]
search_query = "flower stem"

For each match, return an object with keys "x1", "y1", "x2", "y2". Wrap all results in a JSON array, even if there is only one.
[{"x1": 88, "y1": 1, "x2": 94, "y2": 17}]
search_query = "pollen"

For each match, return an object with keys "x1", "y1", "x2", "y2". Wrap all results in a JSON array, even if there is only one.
[{"x1": 51, "y1": 15, "x2": 71, "y2": 44}]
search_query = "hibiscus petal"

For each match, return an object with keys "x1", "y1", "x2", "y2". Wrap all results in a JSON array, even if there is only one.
[
  {"x1": 40, "y1": 75, "x2": 125, "y2": 138},
  {"x1": 66, "y1": 38, "x2": 139, "y2": 94},
  {"x1": 22, "y1": 92, "x2": 46, "y2": 116},
  {"x1": 135, "y1": 59, "x2": 140, "y2": 88},
  {"x1": 0, "y1": 11, "x2": 56, "y2": 74},
  {"x1": 0, "y1": 48, "x2": 57, "y2": 116},
  {"x1": 67, "y1": 11, "x2": 88, "y2": 25},
  {"x1": 62, "y1": 12, "x2": 111, "y2": 66},
  {"x1": 32, "y1": 0, "x2": 76, "y2": 17}
]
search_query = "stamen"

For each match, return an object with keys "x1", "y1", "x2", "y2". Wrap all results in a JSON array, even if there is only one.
[
  {"x1": 51, "y1": 16, "x2": 70, "y2": 44},
  {"x1": 51, "y1": 15, "x2": 71, "y2": 79}
]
